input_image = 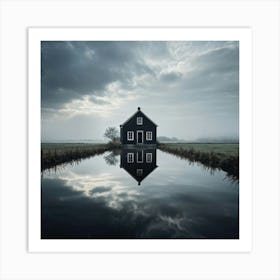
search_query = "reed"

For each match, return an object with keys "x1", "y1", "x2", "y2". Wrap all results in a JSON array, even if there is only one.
[
  {"x1": 158, "y1": 143, "x2": 239, "y2": 179},
  {"x1": 41, "y1": 143, "x2": 121, "y2": 171}
]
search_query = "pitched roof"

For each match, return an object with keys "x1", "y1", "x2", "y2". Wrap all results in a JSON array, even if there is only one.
[{"x1": 120, "y1": 108, "x2": 158, "y2": 127}]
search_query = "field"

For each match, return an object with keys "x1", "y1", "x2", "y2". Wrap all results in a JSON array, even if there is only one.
[
  {"x1": 160, "y1": 143, "x2": 239, "y2": 157},
  {"x1": 159, "y1": 143, "x2": 239, "y2": 179}
]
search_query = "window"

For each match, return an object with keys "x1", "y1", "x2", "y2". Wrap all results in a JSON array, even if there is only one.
[
  {"x1": 127, "y1": 153, "x2": 134, "y2": 163},
  {"x1": 127, "y1": 131, "x2": 134, "y2": 141},
  {"x1": 137, "y1": 117, "x2": 143, "y2": 125},
  {"x1": 146, "y1": 153, "x2": 152, "y2": 163},
  {"x1": 137, "y1": 169, "x2": 143, "y2": 176},
  {"x1": 146, "y1": 131, "x2": 152, "y2": 141}
]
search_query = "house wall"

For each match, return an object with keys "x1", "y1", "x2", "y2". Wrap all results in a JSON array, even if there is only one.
[{"x1": 121, "y1": 111, "x2": 157, "y2": 145}]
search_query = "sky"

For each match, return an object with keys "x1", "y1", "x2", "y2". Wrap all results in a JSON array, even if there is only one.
[{"x1": 41, "y1": 41, "x2": 239, "y2": 142}]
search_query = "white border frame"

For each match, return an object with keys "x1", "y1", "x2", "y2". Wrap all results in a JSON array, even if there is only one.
[
  {"x1": 2, "y1": 1, "x2": 280, "y2": 279},
  {"x1": 28, "y1": 27, "x2": 252, "y2": 253}
]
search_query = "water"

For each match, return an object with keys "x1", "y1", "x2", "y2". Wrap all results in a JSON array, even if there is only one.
[{"x1": 41, "y1": 148, "x2": 239, "y2": 239}]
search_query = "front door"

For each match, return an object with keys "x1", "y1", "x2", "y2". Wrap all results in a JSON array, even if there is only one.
[
  {"x1": 137, "y1": 131, "x2": 143, "y2": 144},
  {"x1": 137, "y1": 150, "x2": 143, "y2": 162}
]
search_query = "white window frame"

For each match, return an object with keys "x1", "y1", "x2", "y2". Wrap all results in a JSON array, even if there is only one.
[
  {"x1": 146, "y1": 153, "x2": 152, "y2": 163},
  {"x1": 127, "y1": 153, "x2": 134, "y2": 163},
  {"x1": 137, "y1": 117, "x2": 143, "y2": 125},
  {"x1": 137, "y1": 169, "x2": 143, "y2": 176},
  {"x1": 127, "y1": 131, "x2": 134, "y2": 141},
  {"x1": 146, "y1": 131, "x2": 152, "y2": 141}
]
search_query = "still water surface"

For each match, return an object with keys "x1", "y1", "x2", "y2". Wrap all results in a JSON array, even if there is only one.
[{"x1": 41, "y1": 149, "x2": 239, "y2": 239}]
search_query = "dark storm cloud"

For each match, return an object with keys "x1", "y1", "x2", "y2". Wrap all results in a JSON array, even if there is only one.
[
  {"x1": 41, "y1": 41, "x2": 158, "y2": 109},
  {"x1": 41, "y1": 41, "x2": 239, "y2": 141},
  {"x1": 41, "y1": 41, "x2": 238, "y2": 110}
]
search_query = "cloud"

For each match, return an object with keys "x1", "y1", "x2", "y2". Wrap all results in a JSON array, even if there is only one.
[
  {"x1": 183, "y1": 45, "x2": 239, "y2": 95},
  {"x1": 89, "y1": 186, "x2": 111, "y2": 195},
  {"x1": 41, "y1": 41, "x2": 239, "y2": 141},
  {"x1": 41, "y1": 41, "x2": 156, "y2": 111},
  {"x1": 159, "y1": 71, "x2": 183, "y2": 82}
]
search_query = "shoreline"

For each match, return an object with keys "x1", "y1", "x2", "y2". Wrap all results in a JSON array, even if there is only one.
[
  {"x1": 41, "y1": 142, "x2": 239, "y2": 179},
  {"x1": 41, "y1": 143, "x2": 119, "y2": 171},
  {"x1": 158, "y1": 143, "x2": 239, "y2": 179}
]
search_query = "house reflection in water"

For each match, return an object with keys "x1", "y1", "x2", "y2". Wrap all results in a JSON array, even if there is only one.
[{"x1": 120, "y1": 148, "x2": 158, "y2": 185}]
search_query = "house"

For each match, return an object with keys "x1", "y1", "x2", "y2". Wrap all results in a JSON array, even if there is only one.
[
  {"x1": 120, "y1": 107, "x2": 157, "y2": 146},
  {"x1": 120, "y1": 147, "x2": 158, "y2": 185}
]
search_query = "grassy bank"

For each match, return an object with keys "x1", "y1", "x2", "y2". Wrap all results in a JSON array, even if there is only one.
[
  {"x1": 42, "y1": 142, "x2": 239, "y2": 179},
  {"x1": 41, "y1": 143, "x2": 120, "y2": 171},
  {"x1": 158, "y1": 143, "x2": 239, "y2": 179}
]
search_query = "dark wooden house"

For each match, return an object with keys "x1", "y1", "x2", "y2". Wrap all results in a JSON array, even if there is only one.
[
  {"x1": 120, "y1": 147, "x2": 157, "y2": 185},
  {"x1": 120, "y1": 107, "x2": 157, "y2": 146}
]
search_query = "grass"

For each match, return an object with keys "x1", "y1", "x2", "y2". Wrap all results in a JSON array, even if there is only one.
[
  {"x1": 158, "y1": 143, "x2": 239, "y2": 179},
  {"x1": 160, "y1": 143, "x2": 238, "y2": 156},
  {"x1": 41, "y1": 142, "x2": 120, "y2": 171}
]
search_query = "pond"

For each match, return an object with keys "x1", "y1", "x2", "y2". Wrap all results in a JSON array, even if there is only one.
[{"x1": 41, "y1": 148, "x2": 239, "y2": 239}]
